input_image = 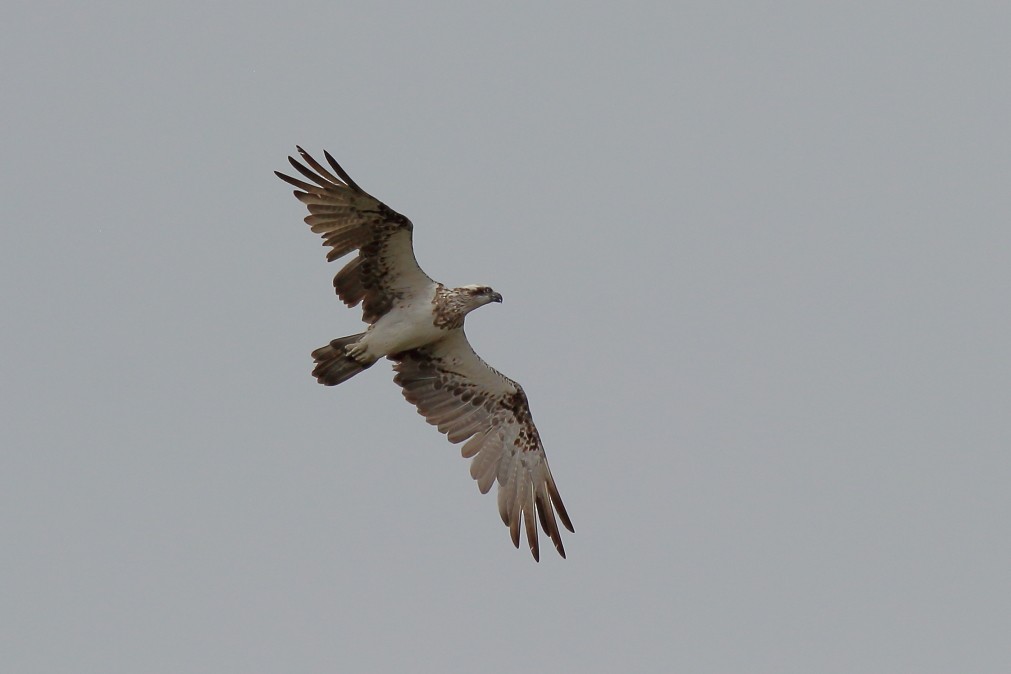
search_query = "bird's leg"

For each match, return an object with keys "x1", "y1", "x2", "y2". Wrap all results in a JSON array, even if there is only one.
[{"x1": 344, "y1": 341, "x2": 373, "y2": 363}]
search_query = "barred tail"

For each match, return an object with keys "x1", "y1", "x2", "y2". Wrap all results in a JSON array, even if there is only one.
[{"x1": 310, "y1": 333, "x2": 373, "y2": 386}]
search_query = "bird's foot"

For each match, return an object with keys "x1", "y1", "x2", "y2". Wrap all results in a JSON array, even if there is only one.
[{"x1": 344, "y1": 342, "x2": 371, "y2": 363}]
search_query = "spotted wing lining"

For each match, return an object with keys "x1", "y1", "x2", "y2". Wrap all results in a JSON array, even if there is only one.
[
  {"x1": 391, "y1": 331, "x2": 573, "y2": 560},
  {"x1": 275, "y1": 147, "x2": 433, "y2": 323}
]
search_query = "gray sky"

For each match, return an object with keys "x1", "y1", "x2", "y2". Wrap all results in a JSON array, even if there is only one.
[{"x1": 3, "y1": 2, "x2": 1010, "y2": 672}]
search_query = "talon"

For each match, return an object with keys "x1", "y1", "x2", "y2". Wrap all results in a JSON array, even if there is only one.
[{"x1": 345, "y1": 342, "x2": 369, "y2": 363}]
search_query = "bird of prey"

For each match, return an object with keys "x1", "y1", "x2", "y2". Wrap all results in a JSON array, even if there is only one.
[{"x1": 275, "y1": 148, "x2": 573, "y2": 560}]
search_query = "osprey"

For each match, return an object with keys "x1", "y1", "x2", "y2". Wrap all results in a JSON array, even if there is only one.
[{"x1": 276, "y1": 148, "x2": 573, "y2": 560}]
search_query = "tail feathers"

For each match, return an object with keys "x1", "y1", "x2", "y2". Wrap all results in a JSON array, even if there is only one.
[{"x1": 311, "y1": 333, "x2": 373, "y2": 386}]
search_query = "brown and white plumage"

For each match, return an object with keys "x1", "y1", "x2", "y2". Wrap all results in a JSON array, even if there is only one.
[
  {"x1": 393, "y1": 332, "x2": 573, "y2": 560},
  {"x1": 275, "y1": 147, "x2": 432, "y2": 324},
  {"x1": 276, "y1": 148, "x2": 574, "y2": 560}
]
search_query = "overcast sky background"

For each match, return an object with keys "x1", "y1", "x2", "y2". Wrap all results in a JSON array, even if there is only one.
[{"x1": 3, "y1": 2, "x2": 1010, "y2": 672}]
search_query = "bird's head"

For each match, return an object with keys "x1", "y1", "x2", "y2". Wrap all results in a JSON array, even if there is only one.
[{"x1": 459, "y1": 284, "x2": 503, "y2": 310}]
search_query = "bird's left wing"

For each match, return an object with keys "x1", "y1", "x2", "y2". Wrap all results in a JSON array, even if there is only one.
[
  {"x1": 275, "y1": 147, "x2": 434, "y2": 323},
  {"x1": 391, "y1": 331, "x2": 574, "y2": 561}
]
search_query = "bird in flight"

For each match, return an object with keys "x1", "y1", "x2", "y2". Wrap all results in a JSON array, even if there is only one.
[{"x1": 276, "y1": 148, "x2": 573, "y2": 560}]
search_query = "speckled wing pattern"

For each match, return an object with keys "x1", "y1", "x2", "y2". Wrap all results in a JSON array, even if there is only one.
[
  {"x1": 274, "y1": 147, "x2": 434, "y2": 323},
  {"x1": 392, "y1": 331, "x2": 574, "y2": 561}
]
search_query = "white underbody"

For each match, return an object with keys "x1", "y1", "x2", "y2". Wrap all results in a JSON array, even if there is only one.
[{"x1": 349, "y1": 283, "x2": 447, "y2": 362}]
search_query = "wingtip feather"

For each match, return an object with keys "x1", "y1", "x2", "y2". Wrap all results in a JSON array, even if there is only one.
[
  {"x1": 324, "y1": 150, "x2": 364, "y2": 192},
  {"x1": 547, "y1": 477, "x2": 575, "y2": 533}
]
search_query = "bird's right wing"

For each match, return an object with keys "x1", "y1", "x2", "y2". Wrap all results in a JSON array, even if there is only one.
[{"x1": 275, "y1": 148, "x2": 435, "y2": 323}]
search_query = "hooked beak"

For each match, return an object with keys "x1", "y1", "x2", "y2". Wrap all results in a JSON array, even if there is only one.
[{"x1": 490, "y1": 292, "x2": 503, "y2": 303}]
